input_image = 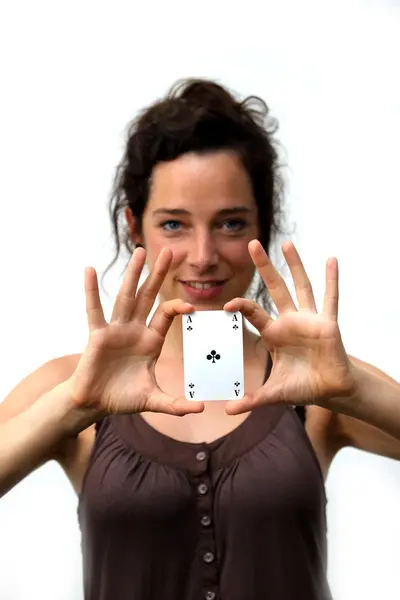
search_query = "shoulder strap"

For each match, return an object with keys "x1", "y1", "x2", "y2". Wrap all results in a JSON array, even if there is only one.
[{"x1": 294, "y1": 405, "x2": 306, "y2": 425}]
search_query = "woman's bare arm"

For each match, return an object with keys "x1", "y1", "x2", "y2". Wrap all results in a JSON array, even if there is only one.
[
  {"x1": 327, "y1": 356, "x2": 400, "y2": 459},
  {"x1": 0, "y1": 355, "x2": 98, "y2": 498}
]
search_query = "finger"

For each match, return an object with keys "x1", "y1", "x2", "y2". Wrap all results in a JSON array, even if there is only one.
[
  {"x1": 248, "y1": 240, "x2": 296, "y2": 313},
  {"x1": 84, "y1": 267, "x2": 107, "y2": 331},
  {"x1": 111, "y1": 247, "x2": 146, "y2": 323},
  {"x1": 225, "y1": 393, "x2": 259, "y2": 415},
  {"x1": 134, "y1": 248, "x2": 173, "y2": 322},
  {"x1": 147, "y1": 390, "x2": 205, "y2": 416},
  {"x1": 281, "y1": 242, "x2": 317, "y2": 312},
  {"x1": 323, "y1": 257, "x2": 339, "y2": 320},
  {"x1": 225, "y1": 379, "x2": 286, "y2": 415},
  {"x1": 223, "y1": 298, "x2": 273, "y2": 337},
  {"x1": 149, "y1": 299, "x2": 195, "y2": 339}
]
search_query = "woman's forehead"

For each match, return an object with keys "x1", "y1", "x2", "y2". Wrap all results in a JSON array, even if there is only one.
[{"x1": 146, "y1": 152, "x2": 256, "y2": 213}]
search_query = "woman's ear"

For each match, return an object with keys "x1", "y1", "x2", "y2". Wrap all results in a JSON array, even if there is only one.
[{"x1": 125, "y1": 207, "x2": 144, "y2": 248}]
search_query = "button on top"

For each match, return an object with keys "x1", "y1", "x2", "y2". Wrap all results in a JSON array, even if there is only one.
[
  {"x1": 196, "y1": 450, "x2": 207, "y2": 462},
  {"x1": 201, "y1": 515, "x2": 212, "y2": 527},
  {"x1": 197, "y1": 483, "x2": 208, "y2": 495},
  {"x1": 205, "y1": 592, "x2": 216, "y2": 600},
  {"x1": 203, "y1": 551, "x2": 215, "y2": 564}
]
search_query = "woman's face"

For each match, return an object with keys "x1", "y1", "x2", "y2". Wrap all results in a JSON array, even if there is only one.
[{"x1": 133, "y1": 151, "x2": 260, "y2": 310}]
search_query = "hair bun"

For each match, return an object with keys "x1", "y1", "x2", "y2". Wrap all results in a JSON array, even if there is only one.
[{"x1": 169, "y1": 78, "x2": 239, "y2": 114}]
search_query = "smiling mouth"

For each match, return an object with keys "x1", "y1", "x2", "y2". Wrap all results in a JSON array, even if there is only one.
[{"x1": 180, "y1": 280, "x2": 227, "y2": 290}]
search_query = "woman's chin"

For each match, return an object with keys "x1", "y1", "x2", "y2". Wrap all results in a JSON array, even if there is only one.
[
  {"x1": 163, "y1": 283, "x2": 245, "y2": 311},
  {"x1": 191, "y1": 302, "x2": 225, "y2": 312},
  {"x1": 188, "y1": 296, "x2": 237, "y2": 312}
]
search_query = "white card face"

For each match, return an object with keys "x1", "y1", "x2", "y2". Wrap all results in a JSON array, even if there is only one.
[{"x1": 182, "y1": 310, "x2": 244, "y2": 401}]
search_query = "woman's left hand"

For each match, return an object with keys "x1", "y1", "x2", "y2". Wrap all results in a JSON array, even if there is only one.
[{"x1": 223, "y1": 240, "x2": 357, "y2": 415}]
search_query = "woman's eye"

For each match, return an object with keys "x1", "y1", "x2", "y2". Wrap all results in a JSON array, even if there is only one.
[
  {"x1": 221, "y1": 219, "x2": 247, "y2": 232},
  {"x1": 160, "y1": 220, "x2": 182, "y2": 232}
]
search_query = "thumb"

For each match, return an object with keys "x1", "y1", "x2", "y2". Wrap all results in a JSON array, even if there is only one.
[
  {"x1": 225, "y1": 392, "x2": 257, "y2": 415},
  {"x1": 225, "y1": 379, "x2": 287, "y2": 415},
  {"x1": 147, "y1": 388, "x2": 205, "y2": 417},
  {"x1": 253, "y1": 378, "x2": 287, "y2": 406}
]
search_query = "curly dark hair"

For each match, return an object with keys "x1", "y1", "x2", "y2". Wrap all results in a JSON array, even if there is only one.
[{"x1": 105, "y1": 78, "x2": 287, "y2": 310}]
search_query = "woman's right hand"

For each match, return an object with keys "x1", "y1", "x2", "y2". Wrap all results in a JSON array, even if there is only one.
[{"x1": 68, "y1": 247, "x2": 204, "y2": 418}]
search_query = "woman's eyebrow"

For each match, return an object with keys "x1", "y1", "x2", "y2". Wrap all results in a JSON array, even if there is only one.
[
  {"x1": 152, "y1": 206, "x2": 253, "y2": 217},
  {"x1": 152, "y1": 208, "x2": 191, "y2": 216}
]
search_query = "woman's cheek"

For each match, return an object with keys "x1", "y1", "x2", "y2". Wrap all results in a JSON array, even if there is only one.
[
  {"x1": 143, "y1": 235, "x2": 176, "y2": 269},
  {"x1": 224, "y1": 241, "x2": 253, "y2": 267}
]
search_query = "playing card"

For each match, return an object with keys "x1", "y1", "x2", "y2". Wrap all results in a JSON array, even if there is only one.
[{"x1": 182, "y1": 310, "x2": 244, "y2": 401}]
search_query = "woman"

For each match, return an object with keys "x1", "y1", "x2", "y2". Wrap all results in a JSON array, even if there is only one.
[{"x1": 1, "y1": 79, "x2": 400, "y2": 600}]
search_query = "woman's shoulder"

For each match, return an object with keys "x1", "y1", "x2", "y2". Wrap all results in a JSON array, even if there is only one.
[
  {"x1": 37, "y1": 353, "x2": 82, "y2": 385},
  {"x1": 0, "y1": 353, "x2": 82, "y2": 427}
]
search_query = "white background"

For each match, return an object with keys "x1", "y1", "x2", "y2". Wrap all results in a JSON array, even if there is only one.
[{"x1": 1, "y1": 0, "x2": 400, "y2": 598}]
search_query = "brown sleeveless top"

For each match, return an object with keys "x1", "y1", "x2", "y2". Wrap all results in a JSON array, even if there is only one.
[{"x1": 78, "y1": 359, "x2": 331, "y2": 600}]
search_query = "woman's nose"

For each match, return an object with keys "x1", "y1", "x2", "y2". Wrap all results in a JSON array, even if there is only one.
[{"x1": 187, "y1": 232, "x2": 219, "y2": 271}]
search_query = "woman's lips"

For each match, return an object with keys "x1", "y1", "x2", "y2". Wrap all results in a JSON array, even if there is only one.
[{"x1": 179, "y1": 280, "x2": 227, "y2": 301}]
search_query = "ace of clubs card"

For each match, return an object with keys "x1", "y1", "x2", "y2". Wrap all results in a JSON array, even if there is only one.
[{"x1": 182, "y1": 310, "x2": 244, "y2": 401}]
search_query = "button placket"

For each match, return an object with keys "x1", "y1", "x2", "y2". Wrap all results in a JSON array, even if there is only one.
[{"x1": 193, "y1": 448, "x2": 219, "y2": 600}]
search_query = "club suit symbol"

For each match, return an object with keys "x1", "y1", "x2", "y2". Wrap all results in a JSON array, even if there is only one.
[{"x1": 207, "y1": 350, "x2": 221, "y2": 363}]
